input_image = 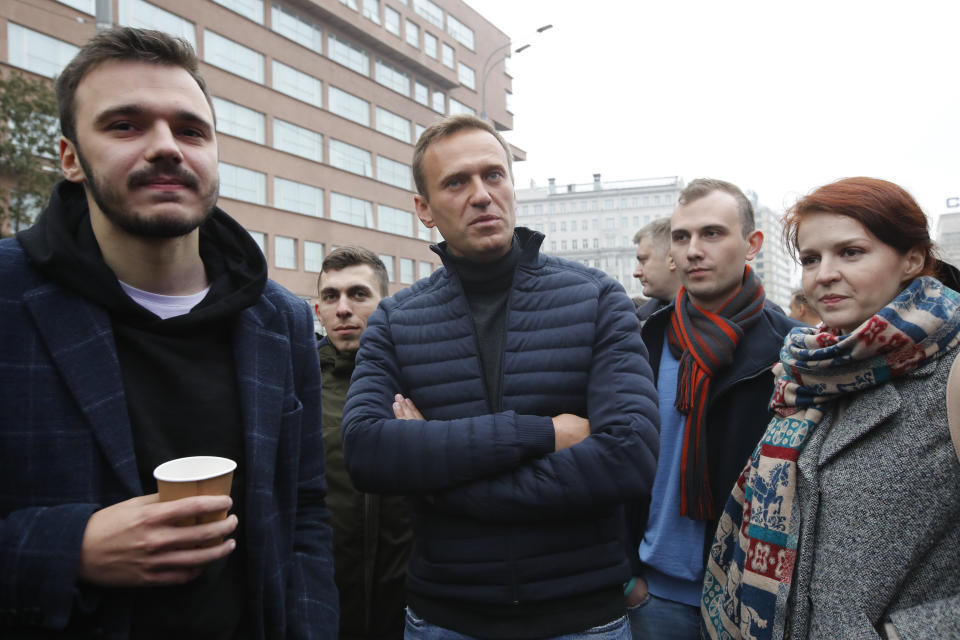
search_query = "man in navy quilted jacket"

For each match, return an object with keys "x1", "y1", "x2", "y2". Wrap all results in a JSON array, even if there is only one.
[{"x1": 342, "y1": 114, "x2": 660, "y2": 639}]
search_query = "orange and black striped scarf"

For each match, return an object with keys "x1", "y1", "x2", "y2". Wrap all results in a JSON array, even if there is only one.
[{"x1": 665, "y1": 265, "x2": 765, "y2": 520}]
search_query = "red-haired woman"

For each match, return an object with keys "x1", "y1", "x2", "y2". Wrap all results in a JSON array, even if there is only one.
[{"x1": 701, "y1": 177, "x2": 960, "y2": 639}]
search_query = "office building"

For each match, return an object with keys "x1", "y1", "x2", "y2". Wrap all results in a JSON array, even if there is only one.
[
  {"x1": 750, "y1": 200, "x2": 794, "y2": 309},
  {"x1": 937, "y1": 210, "x2": 960, "y2": 268}
]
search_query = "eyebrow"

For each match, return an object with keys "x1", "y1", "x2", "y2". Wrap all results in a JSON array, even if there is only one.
[
  {"x1": 438, "y1": 162, "x2": 506, "y2": 185},
  {"x1": 93, "y1": 104, "x2": 213, "y2": 132},
  {"x1": 320, "y1": 285, "x2": 373, "y2": 296}
]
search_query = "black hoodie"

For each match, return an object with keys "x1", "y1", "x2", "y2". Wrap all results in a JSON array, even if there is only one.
[{"x1": 17, "y1": 180, "x2": 267, "y2": 638}]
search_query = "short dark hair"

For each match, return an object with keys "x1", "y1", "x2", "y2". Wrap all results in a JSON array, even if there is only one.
[
  {"x1": 55, "y1": 27, "x2": 213, "y2": 145},
  {"x1": 412, "y1": 114, "x2": 513, "y2": 199},
  {"x1": 632, "y1": 217, "x2": 672, "y2": 254},
  {"x1": 790, "y1": 288, "x2": 807, "y2": 306},
  {"x1": 320, "y1": 246, "x2": 389, "y2": 297},
  {"x1": 678, "y1": 178, "x2": 755, "y2": 236}
]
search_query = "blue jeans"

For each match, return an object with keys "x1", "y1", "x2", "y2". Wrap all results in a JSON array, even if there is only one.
[
  {"x1": 627, "y1": 594, "x2": 700, "y2": 640},
  {"x1": 405, "y1": 608, "x2": 632, "y2": 639}
]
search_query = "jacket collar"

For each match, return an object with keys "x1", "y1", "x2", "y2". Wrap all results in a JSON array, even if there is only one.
[{"x1": 430, "y1": 227, "x2": 544, "y2": 270}]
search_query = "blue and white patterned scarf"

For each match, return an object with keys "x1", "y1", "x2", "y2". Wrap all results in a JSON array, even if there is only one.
[{"x1": 701, "y1": 276, "x2": 960, "y2": 640}]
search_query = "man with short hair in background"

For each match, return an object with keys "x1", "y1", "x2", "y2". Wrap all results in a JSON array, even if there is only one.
[
  {"x1": 316, "y1": 247, "x2": 411, "y2": 640},
  {"x1": 625, "y1": 178, "x2": 799, "y2": 639},
  {"x1": 342, "y1": 114, "x2": 660, "y2": 640},
  {"x1": 633, "y1": 217, "x2": 682, "y2": 326},
  {"x1": 788, "y1": 288, "x2": 821, "y2": 326}
]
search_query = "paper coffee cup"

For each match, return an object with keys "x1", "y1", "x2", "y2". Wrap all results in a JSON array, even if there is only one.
[{"x1": 154, "y1": 456, "x2": 236, "y2": 527}]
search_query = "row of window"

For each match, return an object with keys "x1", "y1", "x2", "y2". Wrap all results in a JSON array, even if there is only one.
[
  {"x1": 247, "y1": 233, "x2": 434, "y2": 284},
  {"x1": 548, "y1": 237, "x2": 634, "y2": 251},
  {"x1": 519, "y1": 194, "x2": 678, "y2": 216},
  {"x1": 219, "y1": 162, "x2": 432, "y2": 241},
  {"x1": 525, "y1": 216, "x2": 655, "y2": 234}
]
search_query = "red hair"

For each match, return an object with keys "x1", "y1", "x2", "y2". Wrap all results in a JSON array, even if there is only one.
[{"x1": 783, "y1": 177, "x2": 937, "y2": 278}]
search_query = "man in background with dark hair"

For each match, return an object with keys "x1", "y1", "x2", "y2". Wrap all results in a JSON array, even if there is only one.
[
  {"x1": 316, "y1": 247, "x2": 411, "y2": 640},
  {"x1": 633, "y1": 217, "x2": 682, "y2": 326},
  {"x1": 0, "y1": 27, "x2": 335, "y2": 637}
]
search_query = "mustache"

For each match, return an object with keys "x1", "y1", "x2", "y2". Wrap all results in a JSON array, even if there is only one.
[{"x1": 127, "y1": 162, "x2": 200, "y2": 190}]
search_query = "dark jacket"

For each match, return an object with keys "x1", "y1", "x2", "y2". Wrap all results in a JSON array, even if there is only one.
[
  {"x1": 318, "y1": 339, "x2": 411, "y2": 640},
  {"x1": 342, "y1": 229, "x2": 660, "y2": 605},
  {"x1": 627, "y1": 298, "x2": 800, "y2": 572}
]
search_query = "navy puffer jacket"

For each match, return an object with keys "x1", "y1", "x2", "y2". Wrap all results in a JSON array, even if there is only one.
[{"x1": 343, "y1": 229, "x2": 659, "y2": 604}]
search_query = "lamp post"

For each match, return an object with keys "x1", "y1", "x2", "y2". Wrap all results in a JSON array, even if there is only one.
[{"x1": 480, "y1": 24, "x2": 552, "y2": 121}]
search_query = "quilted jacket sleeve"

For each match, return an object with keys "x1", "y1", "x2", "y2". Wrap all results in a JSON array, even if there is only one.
[
  {"x1": 342, "y1": 304, "x2": 557, "y2": 494},
  {"x1": 423, "y1": 277, "x2": 660, "y2": 521}
]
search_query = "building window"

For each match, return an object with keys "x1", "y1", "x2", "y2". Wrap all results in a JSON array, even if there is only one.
[
  {"x1": 415, "y1": 123, "x2": 426, "y2": 140},
  {"x1": 400, "y1": 258, "x2": 415, "y2": 284},
  {"x1": 561, "y1": 240, "x2": 567, "y2": 251},
  {"x1": 593, "y1": 238, "x2": 599, "y2": 248},
  {"x1": 379, "y1": 254, "x2": 396, "y2": 281},
  {"x1": 274, "y1": 236, "x2": 296, "y2": 269},
  {"x1": 304, "y1": 241, "x2": 324, "y2": 273},
  {"x1": 560, "y1": 221, "x2": 567, "y2": 232},
  {"x1": 424, "y1": 32, "x2": 438, "y2": 58},
  {"x1": 362, "y1": 0, "x2": 380, "y2": 24},
  {"x1": 405, "y1": 20, "x2": 420, "y2": 48},
  {"x1": 376, "y1": 107, "x2": 411, "y2": 143},
  {"x1": 272, "y1": 60, "x2": 323, "y2": 105},
  {"x1": 457, "y1": 62, "x2": 476, "y2": 90},
  {"x1": 330, "y1": 193, "x2": 374, "y2": 227},
  {"x1": 329, "y1": 138, "x2": 373, "y2": 177},
  {"x1": 119, "y1": 0, "x2": 195, "y2": 47},
  {"x1": 605, "y1": 217, "x2": 615, "y2": 229},
  {"x1": 418, "y1": 261, "x2": 432, "y2": 279},
  {"x1": 418, "y1": 222, "x2": 432, "y2": 241},
  {"x1": 328, "y1": 86, "x2": 370, "y2": 126},
  {"x1": 414, "y1": 81, "x2": 429, "y2": 106},
  {"x1": 212, "y1": 0, "x2": 263, "y2": 23},
  {"x1": 581, "y1": 220, "x2": 588, "y2": 230},
  {"x1": 446, "y1": 14, "x2": 474, "y2": 50},
  {"x1": 212, "y1": 97, "x2": 265, "y2": 144},
  {"x1": 339, "y1": 0, "x2": 358, "y2": 10},
  {"x1": 270, "y1": 4, "x2": 322, "y2": 53},
  {"x1": 378, "y1": 205, "x2": 413, "y2": 236},
  {"x1": 384, "y1": 6, "x2": 400, "y2": 35},
  {"x1": 448, "y1": 98, "x2": 475, "y2": 116},
  {"x1": 328, "y1": 34, "x2": 369, "y2": 76},
  {"x1": 220, "y1": 162, "x2": 266, "y2": 204},
  {"x1": 431, "y1": 91, "x2": 445, "y2": 114},
  {"x1": 375, "y1": 59, "x2": 410, "y2": 96},
  {"x1": 274, "y1": 119, "x2": 323, "y2": 162},
  {"x1": 571, "y1": 240, "x2": 578, "y2": 250},
  {"x1": 204, "y1": 30, "x2": 264, "y2": 83},
  {"x1": 377, "y1": 156, "x2": 413, "y2": 190},
  {"x1": 248, "y1": 230, "x2": 266, "y2": 255},
  {"x1": 550, "y1": 241, "x2": 557, "y2": 251},
  {"x1": 412, "y1": 0, "x2": 443, "y2": 28},
  {"x1": 6, "y1": 23, "x2": 78, "y2": 78},
  {"x1": 274, "y1": 178, "x2": 324, "y2": 218},
  {"x1": 505, "y1": 91, "x2": 513, "y2": 113},
  {"x1": 54, "y1": 0, "x2": 94, "y2": 13},
  {"x1": 504, "y1": 55, "x2": 512, "y2": 76},
  {"x1": 441, "y1": 43, "x2": 455, "y2": 69}
]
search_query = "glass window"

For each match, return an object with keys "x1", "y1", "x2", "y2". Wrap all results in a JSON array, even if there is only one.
[
  {"x1": 379, "y1": 254, "x2": 396, "y2": 281},
  {"x1": 328, "y1": 34, "x2": 369, "y2": 76},
  {"x1": 212, "y1": 0, "x2": 263, "y2": 23},
  {"x1": 593, "y1": 238, "x2": 599, "y2": 248},
  {"x1": 272, "y1": 60, "x2": 323, "y2": 105},
  {"x1": 339, "y1": 0, "x2": 358, "y2": 9},
  {"x1": 54, "y1": 0, "x2": 94, "y2": 13},
  {"x1": 274, "y1": 178, "x2": 324, "y2": 218},
  {"x1": 330, "y1": 193, "x2": 374, "y2": 227},
  {"x1": 581, "y1": 220, "x2": 588, "y2": 230},
  {"x1": 6, "y1": 23, "x2": 78, "y2": 78},
  {"x1": 560, "y1": 222, "x2": 567, "y2": 232},
  {"x1": 329, "y1": 138, "x2": 373, "y2": 177},
  {"x1": 457, "y1": 62, "x2": 475, "y2": 90},
  {"x1": 384, "y1": 6, "x2": 400, "y2": 35},
  {"x1": 304, "y1": 241, "x2": 324, "y2": 273},
  {"x1": 403, "y1": 20, "x2": 419, "y2": 49},
  {"x1": 414, "y1": 81, "x2": 429, "y2": 106},
  {"x1": 375, "y1": 59, "x2": 410, "y2": 96},
  {"x1": 274, "y1": 236, "x2": 296, "y2": 269},
  {"x1": 561, "y1": 240, "x2": 567, "y2": 251},
  {"x1": 204, "y1": 30, "x2": 264, "y2": 83},
  {"x1": 400, "y1": 258, "x2": 415, "y2": 284},
  {"x1": 328, "y1": 86, "x2": 370, "y2": 126},
  {"x1": 119, "y1": 0, "x2": 195, "y2": 47},
  {"x1": 423, "y1": 32, "x2": 438, "y2": 58},
  {"x1": 505, "y1": 91, "x2": 513, "y2": 113},
  {"x1": 418, "y1": 221, "x2": 432, "y2": 241},
  {"x1": 271, "y1": 4, "x2": 322, "y2": 53},
  {"x1": 274, "y1": 119, "x2": 323, "y2": 162},
  {"x1": 441, "y1": 43, "x2": 454, "y2": 69},
  {"x1": 212, "y1": 97, "x2": 265, "y2": 143},
  {"x1": 415, "y1": 124, "x2": 426, "y2": 140},
  {"x1": 418, "y1": 261, "x2": 432, "y2": 279},
  {"x1": 571, "y1": 240, "x2": 577, "y2": 250},
  {"x1": 377, "y1": 156, "x2": 412, "y2": 190},
  {"x1": 412, "y1": 0, "x2": 443, "y2": 28},
  {"x1": 376, "y1": 107, "x2": 411, "y2": 143},
  {"x1": 503, "y1": 55, "x2": 512, "y2": 76},
  {"x1": 550, "y1": 241, "x2": 557, "y2": 252},
  {"x1": 248, "y1": 230, "x2": 266, "y2": 255},
  {"x1": 378, "y1": 205, "x2": 413, "y2": 236},
  {"x1": 362, "y1": 0, "x2": 380, "y2": 24},
  {"x1": 431, "y1": 91, "x2": 445, "y2": 114},
  {"x1": 448, "y1": 98, "x2": 475, "y2": 116},
  {"x1": 446, "y1": 14, "x2": 474, "y2": 50},
  {"x1": 220, "y1": 162, "x2": 266, "y2": 204}
]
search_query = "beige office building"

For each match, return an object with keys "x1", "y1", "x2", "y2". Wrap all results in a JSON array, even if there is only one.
[{"x1": 2, "y1": 0, "x2": 515, "y2": 304}]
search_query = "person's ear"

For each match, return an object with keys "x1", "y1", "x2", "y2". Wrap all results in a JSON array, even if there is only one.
[
  {"x1": 745, "y1": 229, "x2": 764, "y2": 261},
  {"x1": 60, "y1": 137, "x2": 86, "y2": 183},
  {"x1": 414, "y1": 194, "x2": 435, "y2": 228}
]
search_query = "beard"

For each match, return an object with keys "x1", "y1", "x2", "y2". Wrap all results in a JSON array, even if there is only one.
[{"x1": 75, "y1": 146, "x2": 219, "y2": 239}]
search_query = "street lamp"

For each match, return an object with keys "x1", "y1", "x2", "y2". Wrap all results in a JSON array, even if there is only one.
[{"x1": 480, "y1": 24, "x2": 552, "y2": 121}]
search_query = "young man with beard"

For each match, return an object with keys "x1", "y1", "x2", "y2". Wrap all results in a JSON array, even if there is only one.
[
  {"x1": 316, "y1": 247, "x2": 411, "y2": 639},
  {"x1": 624, "y1": 179, "x2": 799, "y2": 639},
  {"x1": 0, "y1": 28, "x2": 336, "y2": 638},
  {"x1": 342, "y1": 114, "x2": 660, "y2": 639}
]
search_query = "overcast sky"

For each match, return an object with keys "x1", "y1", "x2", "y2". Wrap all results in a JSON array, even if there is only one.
[{"x1": 468, "y1": 0, "x2": 960, "y2": 229}]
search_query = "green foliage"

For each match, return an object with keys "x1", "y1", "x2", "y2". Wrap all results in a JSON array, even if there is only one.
[{"x1": 0, "y1": 71, "x2": 61, "y2": 236}]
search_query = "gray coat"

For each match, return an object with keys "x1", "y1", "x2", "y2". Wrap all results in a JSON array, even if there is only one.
[{"x1": 787, "y1": 350, "x2": 960, "y2": 639}]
